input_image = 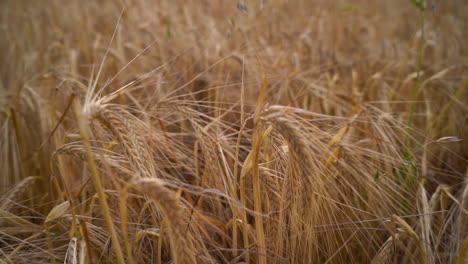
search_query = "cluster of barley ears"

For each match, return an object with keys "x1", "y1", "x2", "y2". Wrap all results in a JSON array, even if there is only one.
[{"x1": 1, "y1": 0, "x2": 467, "y2": 263}]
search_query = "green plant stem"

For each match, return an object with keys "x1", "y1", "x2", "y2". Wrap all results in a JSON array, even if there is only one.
[{"x1": 406, "y1": 6, "x2": 426, "y2": 146}]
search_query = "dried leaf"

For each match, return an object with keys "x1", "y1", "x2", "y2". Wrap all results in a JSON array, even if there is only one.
[
  {"x1": 241, "y1": 150, "x2": 253, "y2": 180},
  {"x1": 240, "y1": 126, "x2": 273, "y2": 179},
  {"x1": 436, "y1": 136, "x2": 463, "y2": 143},
  {"x1": 45, "y1": 201, "x2": 70, "y2": 223}
]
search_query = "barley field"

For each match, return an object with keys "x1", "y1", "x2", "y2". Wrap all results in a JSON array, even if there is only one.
[{"x1": 0, "y1": 0, "x2": 467, "y2": 263}]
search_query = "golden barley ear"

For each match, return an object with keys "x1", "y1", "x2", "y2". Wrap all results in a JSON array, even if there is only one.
[
  {"x1": 86, "y1": 103, "x2": 156, "y2": 179},
  {"x1": 132, "y1": 178, "x2": 197, "y2": 264},
  {"x1": 0, "y1": 176, "x2": 37, "y2": 211}
]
